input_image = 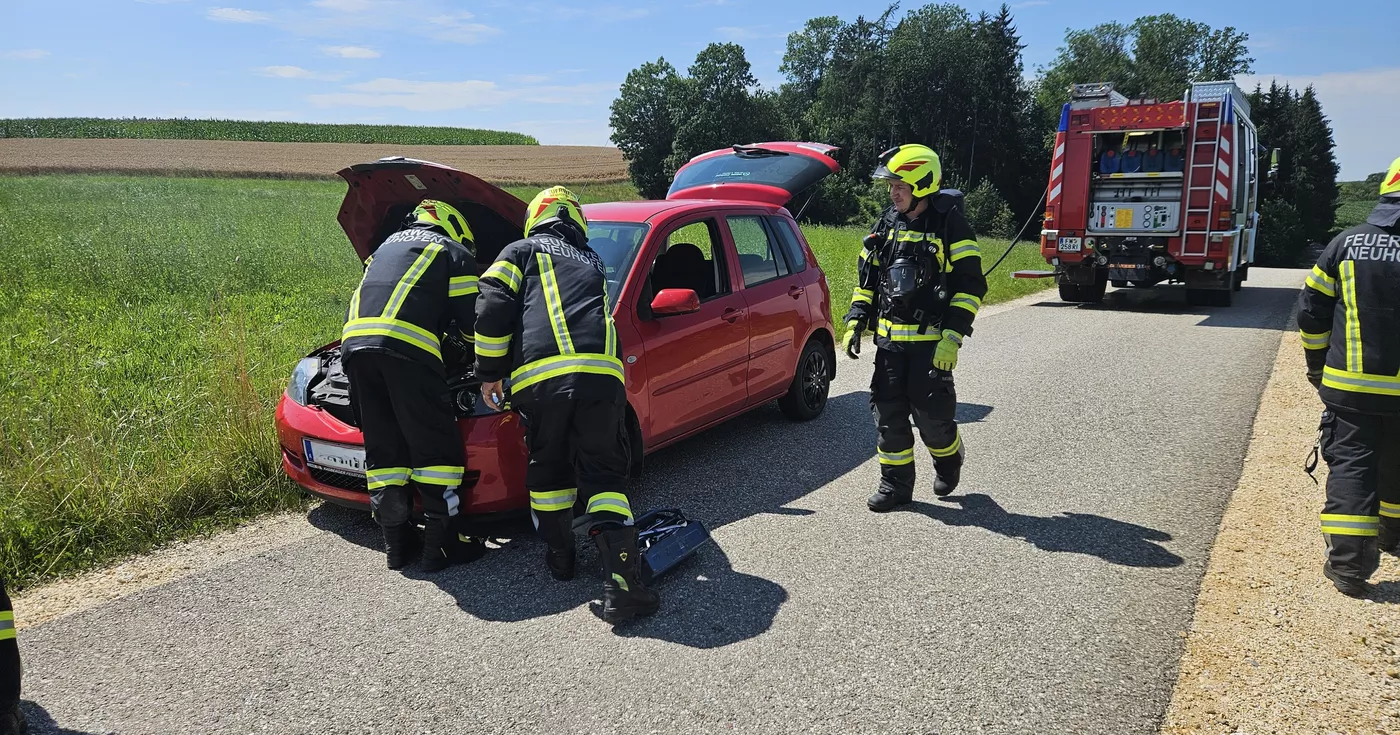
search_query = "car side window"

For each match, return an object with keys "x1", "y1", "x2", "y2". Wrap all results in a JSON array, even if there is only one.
[
  {"x1": 650, "y1": 218, "x2": 731, "y2": 302},
  {"x1": 767, "y1": 216, "x2": 807, "y2": 273},
  {"x1": 727, "y1": 215, "x2": 789, "y2": 288}
]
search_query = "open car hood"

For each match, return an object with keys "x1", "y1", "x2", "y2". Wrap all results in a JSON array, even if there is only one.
[
  {"x1": 336, "y1": 157, "x2": 527, "y2": 263},
  {"x1": 666, "y1": 142, "x2": 840, "y2": 207}
]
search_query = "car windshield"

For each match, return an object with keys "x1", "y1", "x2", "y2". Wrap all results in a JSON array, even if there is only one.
[{"x1": 586, "y1": 222, "x2": 649, "y2": 300}]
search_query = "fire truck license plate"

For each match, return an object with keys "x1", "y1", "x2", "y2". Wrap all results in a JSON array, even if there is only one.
[{"x1": 1057, "y1": 237, "x2": 1082, "y2": 252}]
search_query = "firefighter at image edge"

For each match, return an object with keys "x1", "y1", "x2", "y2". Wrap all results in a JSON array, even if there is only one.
[
  {"x1": 1298, "y1": 155, "x2": 1400, "y2": 598},
  {"x1": 0, "y1": 578, "x2": 20, "y2": 735},
  {"x1": 342, "y1": 199, "x2": 487, "y2": 572},
  {"x1": 843, "y1": 144, "x2": 988, "y2": 512},
  {"x1": 474, "y1": 186, "x2": 659, "y2": 624}
]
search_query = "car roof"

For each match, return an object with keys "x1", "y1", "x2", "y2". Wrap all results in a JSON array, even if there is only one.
[{"x1": 584, "y1": 198, "x2": 787, "y2": 224}]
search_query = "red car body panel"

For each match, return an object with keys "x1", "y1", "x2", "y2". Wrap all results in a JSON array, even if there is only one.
[{"x1": 277, "y1": 145, "x2": 838, "y2": 514}]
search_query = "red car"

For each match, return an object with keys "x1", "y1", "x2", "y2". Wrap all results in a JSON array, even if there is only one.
[{"x1": 276, "y1": 142, "x2": 840, "y2": 518}]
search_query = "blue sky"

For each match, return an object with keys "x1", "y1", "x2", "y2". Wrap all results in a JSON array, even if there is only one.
[{"x1": 1, "y1": 0, "x2": 1395, "y2": 179}]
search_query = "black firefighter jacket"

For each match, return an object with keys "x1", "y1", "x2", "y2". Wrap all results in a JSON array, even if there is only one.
[
  {"x1": 473, "y1": 225, "x2": 624, "y2": 405},
  {"x1": 341, "y1": 225, "x2": 479, "y2": 373},
  {"x1": 1298, "y1": 199, "x2": 1400, "y2": 414},
  {"x1": 844, "y1": 191, "x2": 988, "y2": 352}
]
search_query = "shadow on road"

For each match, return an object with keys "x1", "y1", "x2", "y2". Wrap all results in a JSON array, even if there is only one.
[
  {"x1": 902, "y1": 493, "x2": 1184, "y2": 568},
  {"x1": 308, "y1": 390, "x2": 882, "y2": 645},
  {"x1": 1371, "y1": 579, "x2": 1400, "y2": 604},
  {"x1": 1032, "y1": 285, "x2": 1299, "y2": 331},
  {"x1": 20, "y1": 701, "x2": 100, "y2": 735}
]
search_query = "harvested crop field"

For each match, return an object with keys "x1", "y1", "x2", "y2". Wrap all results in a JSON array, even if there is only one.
[{"x1": 0, "y1": 138, "x2": 627, "y2": 184}]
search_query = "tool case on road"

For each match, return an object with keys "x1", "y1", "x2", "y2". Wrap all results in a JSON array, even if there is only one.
[{"x1": 634, "y1": 508, "x2": 711, "y2": 582}]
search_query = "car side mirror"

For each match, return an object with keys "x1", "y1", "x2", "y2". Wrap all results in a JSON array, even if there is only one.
[{"x1": 651, "y1": 288, "x2": 700, "y2": 316}]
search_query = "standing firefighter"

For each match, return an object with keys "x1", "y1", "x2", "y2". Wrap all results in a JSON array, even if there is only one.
[
  {"x1": 475, "y1": 186, "x2": 659, "y2": 623},
  {"x1": 0, "y1": 579, "x2": 21, "y2": 735},
  {"x1": 343, "y1": 199, "x2": 485, "y2": 572},
  {"x1": 843, "y1": 144, "x2": 987, "y2": 512},
  {"x1": 1298, "y1": 156, "x2": 1400, "y2": 597}
]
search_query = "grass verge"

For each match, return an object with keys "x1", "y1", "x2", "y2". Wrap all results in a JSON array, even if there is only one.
[
  {"x1": 1, "y1": 118, "x2": 538, "y2": 146},
  {"x1": 0, "y1": 174, "x2": 1051, "y2": 590}
]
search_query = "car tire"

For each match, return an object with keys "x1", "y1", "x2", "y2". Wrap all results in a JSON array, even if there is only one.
[{"x1": 779, "y1": 339, "x2": 831, "y2": 421}]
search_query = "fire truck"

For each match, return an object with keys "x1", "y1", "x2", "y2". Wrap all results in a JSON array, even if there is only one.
[{"x1": 1039, "y1": 81, "x2": 1263, "y2": 306}]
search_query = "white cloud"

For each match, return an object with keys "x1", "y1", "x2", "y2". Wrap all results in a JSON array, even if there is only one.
[
  {"x1": 322, "y1": 45, "x2": 380, "y2": 58},
  {"x1": 425, "y1": 12, "x2": 500, "y2": 43},
  {"x1": 2, "y1": 49, "x2": 50, "y2": 60},
  {"x1": 256, "y1": 65, "x2": 347, "y2": 81},
  {"x1": 312, "y1": 0, "x2": 376, "y2": 11},
  {"x1": 208, "y1": 7, "x2": 270, "y2": 22},
  {"x1": 308, "y1": 77, "x2": 616, "y2": 111},
  {"x1": 1239, "y1": 67, "x2": 1400, "y2": 180}
]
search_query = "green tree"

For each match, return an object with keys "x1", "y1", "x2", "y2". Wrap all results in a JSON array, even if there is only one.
[
  {"x1": 609, "y1": 59, "x2": 682, "y2": 199},
  {"x1": 964, "y1": 180, "x2": 1016, "y2": 237},
  {"x1": 667, "y1": 43, "x2": 780, "y2": 176}
]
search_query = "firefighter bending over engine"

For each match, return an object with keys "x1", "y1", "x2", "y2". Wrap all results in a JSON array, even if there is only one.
[
  {"x1": 843, "y1": 144, "x2": 988, "y2": 512},
  {"x1": 475, "y1": 186, "x2": 659, "y2": 624}
]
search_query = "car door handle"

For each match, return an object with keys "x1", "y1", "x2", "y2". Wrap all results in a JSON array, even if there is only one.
[
  {"x1": 788, "y1": 285, "x2": 805, "y2": 299},
  {"x1": 723, "y1": 308, "x2": 745, "y2": 323}
]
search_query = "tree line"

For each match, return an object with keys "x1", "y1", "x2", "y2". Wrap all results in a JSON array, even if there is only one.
[{"x1": 610, "y1": 3, "x2": 1345, "y2": 265}]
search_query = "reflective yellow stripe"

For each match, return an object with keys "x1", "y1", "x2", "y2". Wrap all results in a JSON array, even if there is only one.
[
  {"x1": 895, "y1": 231, "x2": 934, "y2": 242},
  {"x1": 1299, "y1": 330, "x2": 1331, "y2": 350},
  {"x1": 1322, "y1": 366, "x2": 1400, "y2": 396},
  {"x1": 948, "y1": 239, "x2": 981, "y2": 262},
  {"x1": 852, "y1": 287, "x2": 874, "y2": 305},
  {"x1": 342, "y1": 317, "x2": 442, "y2": 360},
  {"x1": 474, "y1": 332, "x2": 512, "y2": 358},
  {"x1": 530, "y1": 487, "x2": 577, "y2": 512},
  {"x1": 928, "y1": 431, "x2": 962, "y2": 458},
  {"x1": 382, "y1": 243, "x2": 442, "y2": 320},
  {"x1": 876, "y1": 318, "x2": 942, "y2": 342},
  {"x1": 586, "y1": 491, "x2": 633, "y2": 520},
  {"x1": 1320, "y1": 513, "x2": 1380, "y2": 536},
  {"x1": 511, "y1": 353, "x2": 625, "y2": 393},
  {"x1": 0, "y1": 611, "x2": 13, "y2": 641},
  {"x1": 449, "y1": 275, "x2": 479, "y2": 298},
  {"x1": 366, "y1": 467, "x2": 411, "y2": 490},
  {"x1": 859, "y1": 247, "x2": 880, "y2": 267},
  {"x1": 1340, "y1": 261, "x2": 1361, "y2": 372},
  {"x1": 603, "y1": 280, "x2": 617, "y2": 359},
  {"x1": 950, "y1": 292, "x2": 981, "y2": 316},
  {"x1": 1305, "y1": 265, "x2": 1337, "y2": 297},
  {"x1": 347, "y1": 255, "x2": 373, "y2": 321},
  {"x1": 878, "y1": 448, "x2": 914, "y2": 466},
  {"x1": 537, "y1": 253, "x2": 576, "y2": 355},
  {"x1": 412, "y1": 465, "x2": 464, "y2": 487},
  {"x1": 483, "y1": 261, "x2": 523, "y2": 293},
  {"x1": 1380, "y1": 500, "x2": 1400, "y2": 518}
]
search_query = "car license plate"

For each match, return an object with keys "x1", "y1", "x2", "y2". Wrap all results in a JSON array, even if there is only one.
[
  {"x1": 1057, "y1": 237, "x2": 1082, "y2": 252},
  {"x1": 303, "y1": 438, "x2": 366, "y2": 476}
]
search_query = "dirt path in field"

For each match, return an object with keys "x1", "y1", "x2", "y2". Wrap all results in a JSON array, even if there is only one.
[
  {"x1": 1160, "y1": 331, "x2": 1400, "y2": 735},
  {"x1": 0, "y1": 138, "x2": 628, "y2": 183}
]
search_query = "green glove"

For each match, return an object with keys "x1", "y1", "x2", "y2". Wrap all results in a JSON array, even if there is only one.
[
  {"x1": 933, "y1": 330, "x2": 962, "y2": 372},
  {"x1": 842, "y1": 320, "x2": 864, "y2": 359}
]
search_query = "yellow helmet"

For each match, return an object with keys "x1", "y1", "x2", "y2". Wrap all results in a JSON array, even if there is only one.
[
  {"x1": 873, "y1": 144, "x2": 942, "y2": 198},
  {"x1": 1381, "y1": 156, "x2": 1400, "y2": 198},
  {"x1": 408, "y1": 199, "x2": 474, "y2": 246},
  {"x1": 525, "y1": 185, "x2": 588, "y2": 238}
]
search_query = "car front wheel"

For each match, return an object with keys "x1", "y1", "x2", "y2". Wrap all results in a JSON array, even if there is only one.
[{"x1": 779, "y1": 339, "x2": 831, "y2": 421}]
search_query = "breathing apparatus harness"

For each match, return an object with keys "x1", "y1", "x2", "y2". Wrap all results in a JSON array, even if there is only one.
[{"x1": 872, "y1": 195, "x2": 954, "y2": 336}]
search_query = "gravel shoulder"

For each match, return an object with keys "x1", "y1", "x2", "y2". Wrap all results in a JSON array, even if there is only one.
[
  {"x1": 0, "y1": 138, "x2": 627, "y2": 183},
  {"x1": 1160, "y1": 331, "x2": 1400, "y2": 735}
]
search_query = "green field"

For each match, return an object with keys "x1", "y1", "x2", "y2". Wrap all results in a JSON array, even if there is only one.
[
  {"x1": 1, "y1": 118, "x2": 538, "y2": 146},
  {"x1": 0, "y1": 174, "x2": 1051, "y2": 590}
]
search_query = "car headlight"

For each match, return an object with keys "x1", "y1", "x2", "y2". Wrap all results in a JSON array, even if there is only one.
[{"x1": 286, "y1": 357, "x2": 321, "y2": 406}]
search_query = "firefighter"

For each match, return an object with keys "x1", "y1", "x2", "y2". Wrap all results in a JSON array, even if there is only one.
[
  {"x1": 1298, "y1": 155, "x2": 1400, "y2": 597},
  {"x1": 0, "y1": 579, "x2": 21, "y2": 735},
  {"x1": 842, "y1": 144, "x2": 988, "y2": 512},
  {"x1": 475, "y1": 186, "x2": 659, "y2": 624},
  {"x1": 342, "y1": 199, "x2": 484, "y2": 572}
]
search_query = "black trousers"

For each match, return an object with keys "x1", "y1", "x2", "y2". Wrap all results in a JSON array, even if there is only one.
[
  {"x1": 871, "y1": 347, "x2": 962, "y2": 494},
  {"x1": 1, "y1": 579, "x2": 18, "y2": 712},
  {"x1": 345, "y1": 351, "x2": 467, "y2": 526},
  {"x1": 1321, "y1": 408, "x2": 1400, "y2": 578},
  {"x1": 519, "y1": 399, "x2": 632, "y2": 550}
]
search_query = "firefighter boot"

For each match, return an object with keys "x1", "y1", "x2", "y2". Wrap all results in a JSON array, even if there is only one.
[
  {"x1": 591, "y1": 523, "x2": 659, "y2": 623},
  {"x1": 0, "y1": 705, "x2": 24, "y2": 735},
  {"x1": 867, "y1": 486, "x2": 913, "y2": 512},
  {"x1": 540, "y1": 510, "x2": 577, "y2": 581},
  {"x1": 382, "y1": 522, "x2": 422, "y2": 571},
  {"x1": 420, "y1": 517, "x2": 486, "y2": 573},
  {"x1": 1322, "y1": 561, "x2": 1372, "y2": 598},
  {"x1": 933, "y1": 444, "x2": 965, "y2": 497}
]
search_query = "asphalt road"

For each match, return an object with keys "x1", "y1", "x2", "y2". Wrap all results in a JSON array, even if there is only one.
[{"x1": 20, "y1": 269, "x2": 1304, "y2": 735}]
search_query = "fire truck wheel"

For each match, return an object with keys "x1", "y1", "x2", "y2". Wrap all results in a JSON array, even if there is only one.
[{"x1": 1058, "y1": 277, "x2": 1107, "y2": 304}]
